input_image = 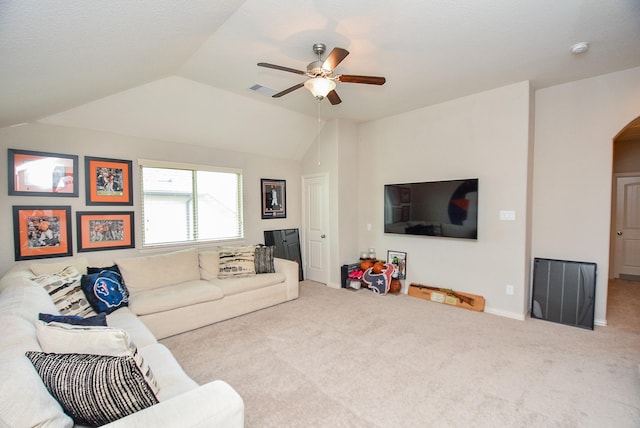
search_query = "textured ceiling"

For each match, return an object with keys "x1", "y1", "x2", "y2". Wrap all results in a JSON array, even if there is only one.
[{"x1": 1, "y1": 0, "x2": 639, "y2": 158}]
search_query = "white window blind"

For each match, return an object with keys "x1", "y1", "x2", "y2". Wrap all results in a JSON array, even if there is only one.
[{"x1": 139, "y1": 159, "x2": 243, "y2": 246}]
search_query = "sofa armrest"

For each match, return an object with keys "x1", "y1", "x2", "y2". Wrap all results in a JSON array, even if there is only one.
[
  {"x1": 103, "y1": 381, "x2": 244, "y2": 428},
  {"x1": 274, "y1": 257, "x2": 299, "y2": 300}
]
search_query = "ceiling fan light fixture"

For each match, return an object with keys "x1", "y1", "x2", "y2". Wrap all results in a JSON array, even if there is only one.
[{"x1": 304, "y1": 77, "x2": 336, "y2": 99}]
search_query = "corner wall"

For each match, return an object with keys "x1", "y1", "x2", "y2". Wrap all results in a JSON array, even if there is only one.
[
  {"x1": 358, "y1": 81, "x2": 533, "y2": 318},
  {"x1": 533, "y1": 66, "x2": 640, "y2": 325}
]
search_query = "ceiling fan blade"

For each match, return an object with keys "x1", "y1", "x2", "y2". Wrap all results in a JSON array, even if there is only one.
[
  {"x1": 327, "y1": 90, "x2": 342, "y2": 105},
  {"x1": 273, "y1": 82, "x2": 304, "y2": 98},
  {"x1": 257, "y1": 62, "x2": 305, "y2": 75},
  {"x1": 322, "y1": 48, "x2": 349, "y2": 71},
  {"x1": 338, "y1": 75, "x2": 386, "y2": 85}
]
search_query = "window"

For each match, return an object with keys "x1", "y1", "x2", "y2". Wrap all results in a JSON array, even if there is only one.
[{"x1": 139, "y1": 159, "x2": 243, "y2": 246}]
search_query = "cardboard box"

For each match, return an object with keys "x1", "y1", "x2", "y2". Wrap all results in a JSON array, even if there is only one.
[{"x1": 408, "y1": 283, "x2": 485, "y2": 312}]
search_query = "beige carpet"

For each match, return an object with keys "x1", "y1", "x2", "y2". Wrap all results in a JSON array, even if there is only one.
[{"x1": 161, "y1": 281, "x2": 640, "y2": 428}]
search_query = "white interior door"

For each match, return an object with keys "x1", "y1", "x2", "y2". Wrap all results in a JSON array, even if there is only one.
[
  {"x1": 302, "y1": 174, "x2": 329, "y2": 284},
  {"x1": 614, "y1": 175, "x2": 640, "y2": 278}
]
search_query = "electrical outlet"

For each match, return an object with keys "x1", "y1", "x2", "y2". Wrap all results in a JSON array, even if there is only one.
[{"x1": 506, "y1": 284, "x2": 514, "y2": 295}]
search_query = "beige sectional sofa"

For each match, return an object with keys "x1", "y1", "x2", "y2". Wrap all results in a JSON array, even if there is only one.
[
  {"x1": 0, "y1": 246, "x2": 299, "y2": 427},
  {"x1": 115, "y1": 247, "x2": 300, "y2": 339}
]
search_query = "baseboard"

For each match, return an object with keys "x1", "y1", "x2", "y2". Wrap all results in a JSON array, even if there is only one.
[
  {"x1": 484, "y1": 306, "x2": 526, "y2": 321},
  {"x1": 594, "y1": 318, "x2": 607, "y2": 327}
]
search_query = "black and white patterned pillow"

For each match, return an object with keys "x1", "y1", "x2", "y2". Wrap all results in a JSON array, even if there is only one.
[
  {"x1": 25, "y1": 352, "x2": 158, "y2": 426},
  {"x1": 30, "y1": 266, "x2": 96, "y2": 317},
  {"x1": 254, "y1": 245, "x2": 275, "y2": 274},
  {"x1": 218, "y1": 246, "x2": 256, "y2": 278}
]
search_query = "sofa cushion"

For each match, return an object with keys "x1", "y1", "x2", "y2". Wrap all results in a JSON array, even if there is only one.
[
  {"x1": 29, "y1": 266, "x2": 96, "y2": 318},
  {"x1": 212, "y1": 272, "x2": 286, "y2": 297},
  {"x1": 254, "y1": 245, "x2": 276, "y2": 274},
  {"x1": 106, "y1": 307, "x2": 158, "y2": 348},
  {"x1": 199, "y1": 250, "x2": 220, "y2": 281},
  {"x1": 81, "y1": 268, "x2": 129, "y2": 314},
  {"x1": 139, "y1": 344, "x2": 199, "y2": 402},
  {"x1": 0, "y1": 284, "x2": 58, "y2": 322},
  {"x1": 35, "y1": 321, "x2": 159, "y2": 395},
  {"x1": 26, "y1": 351, "x2": 159, "y2": 426},
  {"x1": 129, "y1": 280, "x2": 224, "y2": 316},
  {"x1": 218, "y1": 246, "x2": 256, "y2": 278},
  {"x1": 29, "y1": 256, "x2": 88, "y2": 276},
  {"x1": 39, "y1": 312, "x2": 107, "y2": 326},
  {"x1": 116, "y1": 248, "x2": 201, "y2": 293},
  {"x1": 0, "y1": 314, "x2": 74, "y2": 427}
]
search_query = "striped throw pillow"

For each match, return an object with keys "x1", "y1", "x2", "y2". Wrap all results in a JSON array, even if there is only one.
[
  {"x1": 254, "y1": 245, "x2": 275, "y2": 274},
  {"x1": 25, "y1": 352, "x2": 158, "y2": 426}
]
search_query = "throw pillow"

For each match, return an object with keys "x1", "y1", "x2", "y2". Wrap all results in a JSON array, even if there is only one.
[
  {"x1": 218, "y1": 245, "x2": 256, "y2": 278},
  {"x1": 38, "y1": 312, "x2": 107, "y2": 326},
  {"x1": 30, "y1": 266, "x2": 96, "y2": 318},
  {"x1": 254, "y1": 245, "x2": 276, "y2": 274},
  {"x1": 87, "y1": 265, "x2": 130, "y2": 299},
  {"x1": 25, "y1": 351, "x2": 158, "y2": 426},
  {"x1": 81, "y1": 269, "x2": 129, "y2": 314},
  {"x1": 34, "y1": 321, "x2": 159, "y2": 395}
]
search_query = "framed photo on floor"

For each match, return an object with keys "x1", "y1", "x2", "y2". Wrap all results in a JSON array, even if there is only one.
[
  {"x1": 261, "y1": 178, "x2": 286, "y2": 219},
  {"x1": 387, "y1": 250, "x2": 407, "y2": 280},
  {"x1": 12, "y1": 206, "x2": 72, "y2": 261},
  {"x1": 76, "y1": 211, "x2": 135, "y2": 252},
  {"x1": 8, "y1": 149, "x2": 78, "y2": 197},
  {"x1": 85, "y1": 156, "x2": 133, "y2": 205}
]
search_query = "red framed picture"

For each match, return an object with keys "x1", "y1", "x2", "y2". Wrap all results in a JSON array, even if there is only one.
[
  {"x1": 12, "y1": 206, "x2": 72, "y2": 260},
  {"x1": 76, "y1": 211, "x2": 135, "y2": 252},
  {"x1": 8, "y1": 149, "x2": 78, "y2": 197},
  {"x1": 85, "y1": 156, "x2": 133, "y2": 205}
]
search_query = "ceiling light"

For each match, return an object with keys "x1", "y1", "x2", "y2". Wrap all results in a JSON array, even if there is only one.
[
  {"x1": 304, "y1": 77, "x2": 336, "y2": 99},
  {"x1": 571, "y1": 42, "x2": 589, "y2": 55}
]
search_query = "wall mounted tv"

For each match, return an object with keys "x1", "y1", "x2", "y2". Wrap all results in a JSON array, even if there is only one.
[{"x1": 384, "y1": 178, "x2": 478, "y2": 239}]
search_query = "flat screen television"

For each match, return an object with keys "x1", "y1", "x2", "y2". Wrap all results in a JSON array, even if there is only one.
[{"x1": 384, "y1": 178, "x2": 478, "y2": 239}]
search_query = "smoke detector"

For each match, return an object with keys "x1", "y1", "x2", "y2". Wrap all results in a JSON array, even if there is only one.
[{"x1": 570, "y1": 42, "x2": 589, "y2": 55}]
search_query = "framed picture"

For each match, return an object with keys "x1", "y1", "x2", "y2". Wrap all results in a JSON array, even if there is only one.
[
  {"x1": 387, "y1": 250, "x2": 407, "y2": 280},
  {"x1": 8, "y1": 149, "x2": 78, "y2": 197},
  {"x1": 261, "y1": 178, "x2": 286, "y2": 219},
  {"x1": 85, "y1": 156, "x2": 133, "y2": 205},
  {"x1": 76, "y1": 211, "x2": 135, "y2": 252},
  {"x1": 12, "y1": 206, "x2": 72, "y2": 261}
]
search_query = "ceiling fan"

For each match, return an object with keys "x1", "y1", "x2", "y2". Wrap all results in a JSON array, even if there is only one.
[{"x1": 257, "y1": 43, "x2": 386, "y2": 105}]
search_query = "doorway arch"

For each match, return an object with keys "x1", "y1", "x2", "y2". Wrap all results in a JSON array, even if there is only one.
[{"x1": 610, "y1": 116, "x2": 640, "y2": 279}]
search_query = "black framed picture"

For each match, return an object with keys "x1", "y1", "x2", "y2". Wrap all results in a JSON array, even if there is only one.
[
  {"x1": 85, "y1": 156, "x2": 133, "y2": 205},
  {"x1": 8, "y1": 149, "x2": 79, "y2": 197},
  {"x1": 261, "y1": 179, "x2": 286, "y2": 219},
  {"x1": 76, "y1": 211, "x2": 135, "y2": 252},
  {"x1": 12, "y1": 205, "x2": 73, "y2": 261}
]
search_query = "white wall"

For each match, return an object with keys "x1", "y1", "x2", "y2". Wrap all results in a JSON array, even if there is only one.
[
  {"x1": 357, "y1": 81, "x2": 533, "y2": 318},
  {"x1": 0, "y1": 123, "x2": 301, "y2": 276},
  {"x1": 532, "y1": 66, "x2": 640, "y2": 325},
  {"x1": 301, "y1": 119, "x2": 360, "y2": 287}
]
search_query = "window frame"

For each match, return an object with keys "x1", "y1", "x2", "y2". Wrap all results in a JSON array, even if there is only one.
[{"x1": 138, "y1": 159, "x2": 244, "y2": 248}]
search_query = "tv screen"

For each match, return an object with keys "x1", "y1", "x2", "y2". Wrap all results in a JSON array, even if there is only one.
[{"x1": 384, "y1": 178, "x2": 478, "y2": 239}]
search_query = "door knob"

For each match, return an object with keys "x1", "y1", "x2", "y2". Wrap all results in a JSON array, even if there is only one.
[
  {"x1": 321, "y1": 234, "x2": 326, "y2": 238},
  {"x1": 617, "y1": 231, "x2": 623, "y2": 236}
]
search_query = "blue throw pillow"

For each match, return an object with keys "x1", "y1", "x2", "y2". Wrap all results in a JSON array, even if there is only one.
[
  {"x1": 81, "y1": 270, "x2": 129, "y2": 314},
  {"x1": 38, "y1": 312, "x2": 107, "y2": 326},
  {"x1": 87, "y1": 265, "x2": 129, "y2": 299}
]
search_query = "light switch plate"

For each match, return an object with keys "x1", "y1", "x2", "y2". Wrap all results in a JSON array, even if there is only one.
[{"x1": 500, "y1": 210, "x2": 516, "y2": 221}]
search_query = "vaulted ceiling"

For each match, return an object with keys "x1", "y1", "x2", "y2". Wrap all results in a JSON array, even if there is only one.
[{"x1": 2, "y1": 1, "x2": 639, "y2": 159}]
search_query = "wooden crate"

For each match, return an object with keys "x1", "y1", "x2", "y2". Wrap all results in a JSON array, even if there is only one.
[{"x1": 408, "y1": 283, "x2": 485, "y2": 312}]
